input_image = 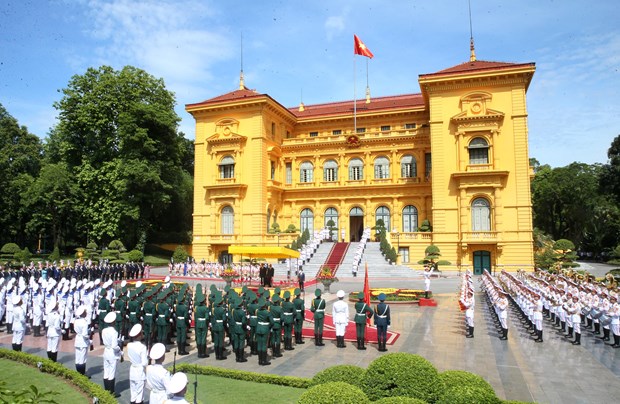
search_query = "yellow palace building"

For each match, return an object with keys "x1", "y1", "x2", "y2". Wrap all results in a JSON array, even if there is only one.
[{"x1": 186, "y1": 52, "x2": 536, "y2": 274}]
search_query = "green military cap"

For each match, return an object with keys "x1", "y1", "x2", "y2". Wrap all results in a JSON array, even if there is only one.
[
  {"x1": 263, "y1": 290, "x2": 270, "y2": 299},
  {"x1": 272, "y1": 295, "x2": 281, "y2": 303},
  {"x1": 294, "y1": 288, "x2": 301, "y2": 296},
  {"x1": 215, "y1": 296, "x2": 223, "y2": 305},
  {"x1": 274, "y1": 287, "x2": 281, "y2": 295},
  {"x1": 129, "y1": 290, "x2": 136, "y2": 299},
  {"x1": 258, "y1": 298, "x2": 266, "y2": 308},
  {"x1": 100, "y1": 289, "x2": 107, "y2": 296},
  {"x1": 210, "y1": 284, "x2": 217, "y2": 292},
  {"x1": 224, "y1": 285, "x2": 230, "y2": 292},
  {"x1": 258, "y1": 286, "x2": 265, "y2": 294},
  {"x1": 357, "y1": 292, "x2": 364, "y2": 300},
  {"x1": 283, "y1": 291, "x2": 291, "y2": 299},
  {"x1": 315, "y1": 289, "x2": 322, "y2": 297},
  {"x1": 195, "y1": 294, "x2": 205, "y2": 304},
  {"x1": 378, "y1": 293, "x2": 386, "y2": 301},
  {"x1": 241, "y1": 285, "x2": 248, "y2": 293},
  {"x1": 195, "y1": 283, "x2": 203, "y2": 296}
]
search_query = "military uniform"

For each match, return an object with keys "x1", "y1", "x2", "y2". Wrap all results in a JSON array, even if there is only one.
[
  {"x1": 175, "y1": 298, "x2": 189, "y2": 355},
  {"x1": 98, "y1": 289, "x2": 111, "y2": 343},
  {"x1": 194, "y1": 285, "x2": 210, "y2": 358},
  {"x1": 270, "y1": 295, "x2": 283, "y2": 357},
  {"x1": 247, "y1": 292, "x2": 259, "y2": 355},
  {"x1": 353, "y1": 292, "x2": 373, "y2": 349},
  {"x1": 156, "y1": 295, "x2": 170, "y2": 346},
  {"x1": 256, "y1": 298, "x2": 273, "y2": 365},
  {"x1": 211, "y1": 296, "x2": 227, "y2": 360},
  {"x1": 293, "y1": 288, "x2": 305, "y2": 344},
  {"x1": 310, "y1": 289, "x2": 326, "y2": 346},
  {"x1": 281, "y1": 291, "x2": 295, "y2": 350},
  {"x1": 230, "y1": 298, "x2": 248, "y2": 362},
  {"x1": 142, "y1": 293, "x2": 156, "y2": 350},
  {"x1": 374, "y1": 293, "x2": 390, "y2": 352}
]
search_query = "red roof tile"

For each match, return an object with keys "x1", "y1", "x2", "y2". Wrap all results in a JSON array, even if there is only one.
[
  {"x1": 420, "y1": 60, "x2": 535, "y2": 78},
  {"x1": 186, "y1": 87, "x2": 265, "y2": 108},
  {"x1": 289, "y1": 93, "x2": 425, "y2": 118}
]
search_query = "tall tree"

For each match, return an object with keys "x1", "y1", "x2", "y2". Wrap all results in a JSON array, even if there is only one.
[
  {"x1": 0, "y1": 104, "x2": 44, "y2": 246},
  {"x1": 600, "y1": 134, "x2": 620, "y2": 205},
  {"x1": 49, "y1": 66, "x2": 191, "y2": 247}
]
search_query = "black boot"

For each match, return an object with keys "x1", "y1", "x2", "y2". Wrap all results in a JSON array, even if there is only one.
[
  {"x1": 572, "y1": 333, "x2": 581, "y2": 345},
  {"x1": 603, "y1": 328, "x2": 611, "y2": 342},
  {"x1": 499, "y1": 328, "x2": 507, "y2": 340},
  {"x1": 12, "y1": 344, "x2": 17, "y2": 351},
  {"x1": 15, "y1": 344, "x2": 22, "y2": 352},
  {"x1": 33, "y1": 325, "x2": 40, "y2": 337},
  {"x1": 466, "y1": 326, "x2": 474, "y2": 338},
  {"x1": 110, "y1": 379, "x2": 121, "y2": 398},
  {"x1": 594, "y1": 322, "x2": 600, "y2": 334},
  {"x1": 47, "y1": 351, "x2": 52, "y2": 360},
  {"x1": 297, "y1": 331, "x2": 305, "y2": 344},
  {"x1": 611, "y1": 334, "x2": 620, "y2": 348},
  {"x1": 7, "y1": 324, "x2": 12, "y2": 334},
  {"x1": 238, "y1": 348, "x2": 247, "y2": 362},
  {"x1": 262, "y1": 351, "x2": 271, "y2": 366},
  {"x1": 319, "y1": 334, "x2": 325, "y2": 346},
  {"x1": 565, "y1": 327, "x2": 573, "y2": 338},
  {"x1": 251, "y1": 341, "x2": 258, "y2": 355},
  {"x1": 360, "y1": 338, "x2": 366, "y2": 350},
  {"x1": 535, "y1": 329, "x2": 543, "y2": 342},
  {"x1": 52, "y1": 352, "x2": 58, "y2": 362}
]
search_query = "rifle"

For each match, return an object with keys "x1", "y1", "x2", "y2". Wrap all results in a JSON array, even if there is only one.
[
  {"x1": 173, "y1": 350, "x2": 177, "y2": 374},
  {"x1": 193, "y1": 371, "x2": 198, "y2": 404}
]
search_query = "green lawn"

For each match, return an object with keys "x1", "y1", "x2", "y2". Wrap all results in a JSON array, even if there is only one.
[
  {"x1": 190, "y1": 374, "x2": 305, "y2": 403},
  {"x1": 0, "y1": 358, "x2": 88, "y2": 402}
]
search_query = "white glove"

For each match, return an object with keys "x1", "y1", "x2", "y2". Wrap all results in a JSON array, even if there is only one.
[
  {"x1": 387, "y1": 325, "x2": 391, "y2": 329},
  {"x1": 169, "y1": 319, "x2": 173, "y2": 324},
  {"x1": 61, "y1": 329, "x2": 66, "y2": 334}
]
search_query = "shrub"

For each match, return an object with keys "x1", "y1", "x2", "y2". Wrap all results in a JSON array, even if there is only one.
[
  {"x1": 102, "y1": 249, "x2": 120, "y2": 259},
  {"x1": 439, "y1": 370, "x2": 495, "y2": 398},
  {"x1": 1, "y1": 242, "x2": 21, "y2": 255},
  {"x1": 310, "y1": 365, "x2": 366, "y2": 389},
  {"x1": 174, "y1": 363, "x2": 310, "y2": 388},
  {"x1": 298, "y1": 382, "x2": 370, "y2": 404},
  {"x1": 86, "y1": 242, "x2": 98, "y2": 250},
  {"x1": 49, "y1": 246, "x2": 61, "y2": 261},
  {"x1": 14, "y1": 247, "x2": 32, "y2": 262},
  {"x1": 362, "y1": 353, "x2": 444, "y2": 402},
  {"x1": 127, "y1": 249, "x2": 144, "y2": 262},
  {"x1": 374, "y1": 397, "x2": 428, "y2": 404},
  {"x1": 436, "y1": 385, "x2": 499, "y2": 404},
  {"x1": 172, "y1": 245, "x2": 189, "y2": 263},
  {"x1": 108, "y1": 239, "x2": 126, "y2": 252}
]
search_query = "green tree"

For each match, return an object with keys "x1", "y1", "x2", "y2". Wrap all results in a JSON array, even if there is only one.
[
  {"x1": 0, "y1": 104, "x2": 44, "y2": 246},
  {"x1": 48, "y1": 65, "x2": 192, "y2": 247},
  {"x1": 600, "y1": 134, "x2": 620, "y2": 206}
]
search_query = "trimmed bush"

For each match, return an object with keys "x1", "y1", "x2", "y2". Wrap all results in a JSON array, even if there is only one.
[
  {"x1": 108, "y1": 239, "x2": 126, "y2": 252},
  {"x1": 0, "y1": 348, "x2": 116, "y2": 404},
  {"x1": 172, "y1": 245, "x2": 189, "y2": 263},
  {"x1": 49, "y1": 246, "x2": 61, "y2": 261},
  {"x1": 127, "y1": 249, "x2": 144, "y2": 262},
  {"x1": 14, "y1": 247, "x2": 32, "y2": 262},
  {"x1": 362, "y1": 353, "x2": 444, "y2": 402},
  {"x1": 298, "y1": 382, "x2": 370, "y2": 404},
  {"x1": 175, "y1": 363, "x2": 311, "y2": 389},
  {"x1": 1, "y1": 242, "x2": 21, "y2": 255},
  {"x1": 374, "y1": 397, "x2": 428, "y2": 404},
  {"x1": 437, "y1": 385, "x2": 499, "y2": 404},
  {"x1": 86, "y1": 242, "x2": 98, "y2": 250},
  {"x1": 439, "y1": 370, "x2": 495, "y2": 398},
  {"x1": 310, "y1": 365, "x2": 366, "y2": 389}
]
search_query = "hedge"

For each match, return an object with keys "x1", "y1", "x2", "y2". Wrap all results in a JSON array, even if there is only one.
[
  {"x1": 436, "y1": 385, "x2": 499, "y2": 404},
  {"x1": 298, "y1": 382, "x2": 370, "y2": 404},
  {"x1": 362, "y1": 353, "x2": 444, "y2": 402},
  {"x1": 310, "y1": 365, "x2": 366, "y2": 389},
  {"x1": 373, "y1": 397, "x2": 428, "y2": 404},
  {"x1": 438, "y1": 370, "x2": 496, "y2": 398},
  {"x1": 175, "y1": 363, "x2": 311, "y2": 389},
  {"x1": 0, "y1": 348, "x2": 116, "y2": 404}
]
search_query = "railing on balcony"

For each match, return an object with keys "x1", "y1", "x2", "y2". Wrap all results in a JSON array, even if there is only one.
[
  {"x1": 391, "y1": 232, "x2": 433, "y2": 242},
  {"x1": 466, "y1": 164, "x2": 493, "y2": 172},
  {"x1": 462, "y1": 231, "x2": 499, "y2": 242},
  {"x1": 215, "y1": 177, "x2": 237, "y2": 184}
]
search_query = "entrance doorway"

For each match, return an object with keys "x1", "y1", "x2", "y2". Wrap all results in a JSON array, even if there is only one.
[
  {"x1": 472, "y1": 250, "x2": 491, "y2": 275},
  {"x1": 219, "y1": 251, "x2": 233, "y2": 265},
  {"x1": 349, "y1": 207, "x2": 364, "y2": 242}
]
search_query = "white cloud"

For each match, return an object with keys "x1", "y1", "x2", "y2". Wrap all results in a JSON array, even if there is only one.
[{"x1": 325, "y1": 16, "x2": 345, "y2": 40}]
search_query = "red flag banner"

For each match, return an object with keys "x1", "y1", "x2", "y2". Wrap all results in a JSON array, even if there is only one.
[
  {"x1": 354, "y1": 34, "x2": 374, "y2": 58},
  {"x1": 364, "y1": 261, "x2": 371, "y2": 325}
]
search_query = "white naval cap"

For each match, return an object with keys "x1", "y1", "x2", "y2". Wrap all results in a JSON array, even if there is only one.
[
  {"x1": 150, "y1": 343, "x2": 166, "y2": 360},
  {"x1": 104, "y1": 312, "x2": 116, "y2": 324},
  {"x1": 336, "y1": 290, "x2": 345, "y2": 298},
  {"x1": 168, "y1": 372, "x2": 188, "y2": 394},
  {"x1": 75, "y1": 305, "x2": 86, "y2": 317},
  {"x1": 129, "y1": 324, "x2": 142, "y2": 337},
  {"x1": 12, "y1": 295, "x2": 22, "y2": 305}
]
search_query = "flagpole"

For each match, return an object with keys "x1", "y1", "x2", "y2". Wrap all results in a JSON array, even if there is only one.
[{"x1": 353, "y1": 53, "x2": 357, "y2": 134}]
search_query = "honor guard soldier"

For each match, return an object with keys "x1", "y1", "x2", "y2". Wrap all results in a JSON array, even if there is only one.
[
  {"x1": 354, "y1": 292, "x2": 373, "y2": 349},
  {"x1": 102, "y1": 311, "x2": 122, "y2": 397},
  {"x1": 497, "y1": 291, "x2": 509, "y2": 340},
  {"x1": 230, "y1": 297, "x2": 248, "y2": 362},
  {"x1": 98, "y1": 289, "x2": 111, "y2": 344},
  {"x1": 156, "y1": 292, "x2": 170, "y2": 347},
  {"x1": 127, "y1": 290, "x2": 141, "y2": 331},
  {"x1": 374, "y1": 293, "x2": 390, "y2": 352},
  {"x1": 332, "y1": 290, "x2": 350, "y2": 348},
  {"x1": 247, "y1": 291, "x2": 259, "y2": 355},
  {"x1": 167, "y1": 372, "x2": 189, "y2": 403},
  {"x1": 142, "y1": 291, "x2": 156, "y2": 351},
  {"x1": 211, "y1": 295, "x2": 227, "y2": 360},
  {"x1": 256, "y1": 298, "x2": 273, "y2": 365},
  {"x1": 46, "y1": 298, "x2": 62, "y2": 362},
  {"x1": 146, "y1": 343, "x2": 172, "y2": 404},
  {"x1": 127, "y1": 324, "x2": 148, "y2": 404},
  {"x1": 609, "y1": 293, "x2": 620, "y2": 348},
  {"x1": 193, "y1": 285, "x2": 210, "y2": 358},
  {"x1": 175, "y1": 294, "x2": 189, "y2": 355},
  {"x1": 281, "y1": 291, "x2": 295, "y2": 350},
  {"x1": 310, "y1": 289, "x2": 326, "y2": 346},
  {"x1": 74, "y1": 305, "x2": 91, "y2": 377},
  {"x1": 463, "y1": 291, "x2": 475, "y2": 338},
  {"x1": 270, "y1": 294, "x2": 283, "y2": 357},
  {"x1": 11, "y1": 295, "x2": 26, "y2": 351}
]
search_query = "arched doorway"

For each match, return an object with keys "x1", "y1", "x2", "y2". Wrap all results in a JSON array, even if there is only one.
[
  {"x1": 472, "y1": 250, "x2": 491, "y2": 275},
  {"x1": 349, "y1": 207, "x2": 364, "y2": 242}
]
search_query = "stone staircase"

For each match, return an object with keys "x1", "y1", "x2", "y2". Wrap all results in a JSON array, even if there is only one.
[{"x1": 273, "y1": 241, "x2": 415, "y2": 279}]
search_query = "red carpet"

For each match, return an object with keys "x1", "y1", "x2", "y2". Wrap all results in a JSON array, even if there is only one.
[
  {"x1": 301, "y1": 309, "x2": 400, "y2": 345},
  {"x1": 318, "y1": 242, "x2": 349, "y2": 276}
]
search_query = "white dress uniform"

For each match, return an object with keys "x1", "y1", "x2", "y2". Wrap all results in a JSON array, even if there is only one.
[
  {"x1": 12, "y1": 299, "x2": 27, "y2": 346},
  {"x1": 332, "y1": 294, "x2": 350, "y2": 337},
  {"x1": 102, "y1": 323, "x2": 122, "y2": 380},
  {"x1": 128, "y1": 340, "x2": 148, "y2": 403},
  {"x1": 146, "y1": 364, "x2": 172, "y2": 404},
  {"x1": 74, "y1": 313, "x2": 91, "y2": 366},
  {"x1": 46, "y1": 305, "x2": 62, "y2": 354}
]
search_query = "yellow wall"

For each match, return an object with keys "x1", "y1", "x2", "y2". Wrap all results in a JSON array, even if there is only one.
[{"x1": 187, "y1": 61, "x2": 536, "y2": 271}]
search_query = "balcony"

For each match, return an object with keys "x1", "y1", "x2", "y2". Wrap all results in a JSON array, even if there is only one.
[
  {"x1": 391, "y1": 232, "x2": 432, "y2": 242},
  {"x1": 462, "y1": 231, "x2": 499, "y2": 243},
  {"x1": 466, "y1": 164, "x2": 493, "y2": 172}
]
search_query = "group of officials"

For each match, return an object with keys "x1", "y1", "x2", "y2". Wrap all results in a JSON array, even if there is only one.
[{"x1": 1, "y1": 270, "x2": 392, "y2": 403}]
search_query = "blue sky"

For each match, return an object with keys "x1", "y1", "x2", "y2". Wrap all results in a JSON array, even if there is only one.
[{"x1": 1, "y1": 0, "x2": 619, "y2": 168}]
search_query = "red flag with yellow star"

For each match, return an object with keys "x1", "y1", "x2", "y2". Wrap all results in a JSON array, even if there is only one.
[{"x1": 354, "y1": 34, "x2": 374, "y2": 58}]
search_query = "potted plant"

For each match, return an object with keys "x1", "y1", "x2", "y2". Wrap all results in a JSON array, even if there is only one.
[
  {"x1": 316, "y1": 266, "x2": 338, "y2": 293},
  {"x1": 220, "y1": 266, "x2": 241, "y2": 288}
]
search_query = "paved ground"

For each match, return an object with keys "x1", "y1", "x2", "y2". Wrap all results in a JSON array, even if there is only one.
[{"x1": 2, "y1": 262, "x2": 619, "y2": 403}]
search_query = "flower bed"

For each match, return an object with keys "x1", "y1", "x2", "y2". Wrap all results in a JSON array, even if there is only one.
[{"x1": 348, "y1": 288, "x2": 430, "y2": 303}]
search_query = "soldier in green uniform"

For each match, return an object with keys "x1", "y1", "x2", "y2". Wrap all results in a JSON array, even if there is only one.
[
  {"x1": 114, "y1": 285, "x2": 127, "y2": 336},
  {"x1": 98, "y1": 289, "x2": 111, "y2": 344},
  {"x1": 156, "y1": 292, "x2": 170, "y2": 347},
  {"x1": 142, "y1": 291, "x2": 156, "y2": 351},
  {"x1": 354, "y1": 292, "x2": 373, "y2": 350},
  {"x1": 247, "y1": 292, "x2": 259, "y2": 355},
  {"x1": 230, "y1": 297, "x2": 248, "y2": 362},
  {"x1": 211, "y1": 295, "x2": 227, "y2": 360},
  {"x1": 255, "y1": 298, "x2": 273, "y2": 365},
  {"x1": 310, "y1": 288, "x2": 326, "y2": 346},
  {"x1": 281, "y1": 291, "x2": 295, "y2": 350},
  {"x1": 270, "y1": 295, "x2": 283, "y2": 358},
  {"x1": 127, "y1": 290, "x2": 141, "y2": 331},
  {"x1": 194, "y1": 285, "x2": 210, "y2": 358},
  {"x1": 175, "y1": 295, "x2": 189, "y2": 355},
  {"x1": 293, "y1": 288, "x2": 305, "y2": 345}
]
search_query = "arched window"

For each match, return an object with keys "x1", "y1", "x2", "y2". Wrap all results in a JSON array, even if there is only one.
[
  {"x1": 300, "y1": 208, "x2": 314, "y2": 233},
  {"x1": 402, "y1": 205, "x2": 418, "y2": 232},
  {"x1": 350, "y1": 207, "x2": 364, "y2": 216},
  {"x1": 300, "y1": 161, "x2": 314, "y2": 182},
  {"x1": 374, "y1": 156, "x2": 390, "y2": 179},
  {"x1": 468, "y1": 137, "x2": 489, "y2": 165},
  {"x1": 219, "y1": 155, "x2": 235, "y2": 179},
  {"x1": 401, "y1": 155, "x2": 417, "y2": 178},
  {"x1": 375, "y1": 206, "x2": 391, "y2": 231},
  {"x1": 221, "y1": 206, "x2": 234, "y2": 234},
  {"x1": 349, "y1": 158, "x2": 364, "y2": 181},
  {"x1": 471, "y1": 198, "x2": 491, "y2": 231},
  {"x1": 323, "y1": 160, "x2": 338, "y2": 182},
  {"x1": 324, "y1": 207, "x2": 339, "y2": 229}
]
